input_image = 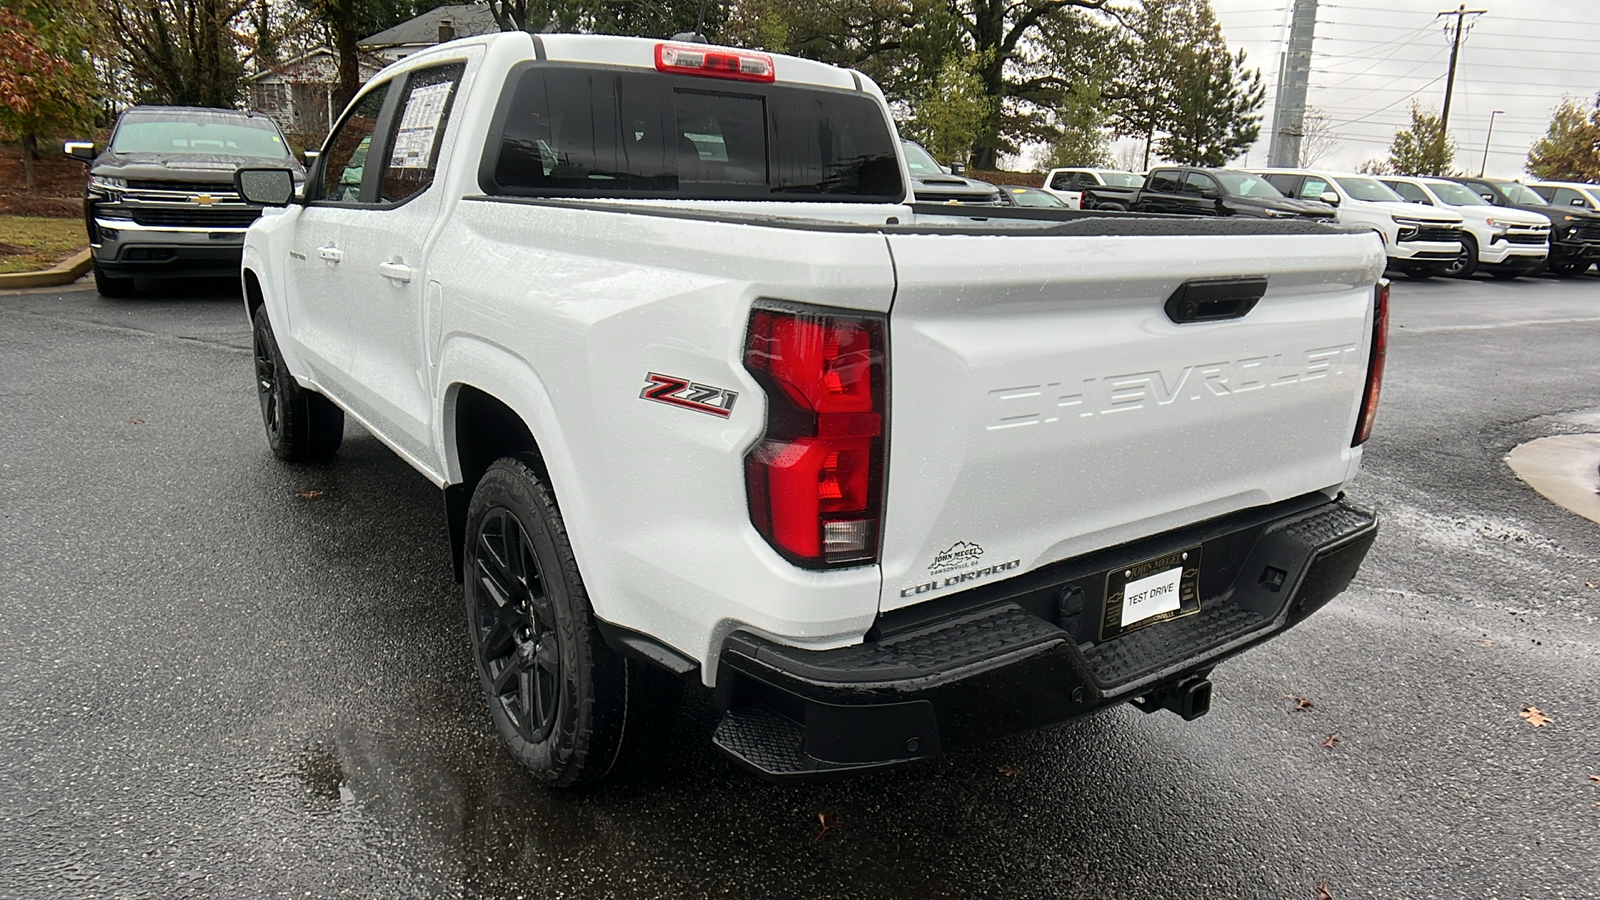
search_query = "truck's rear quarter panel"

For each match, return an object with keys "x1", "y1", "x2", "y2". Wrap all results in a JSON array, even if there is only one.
[
  {"x1": 880, "y1": 229, "x2": 1386, "y2": 610},
  {"x1": 431, "y1": 200, "x2": 899, "y2": 669}
]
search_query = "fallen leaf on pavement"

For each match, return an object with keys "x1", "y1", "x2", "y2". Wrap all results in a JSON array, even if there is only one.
[
  {"x1": 128, "y1": 418, "x2": 145, "y2": 425},
  {"x1": 1322, "y1": 734, "x2": 1341, "y2": 749},
  {"x1": 1586, "y1": 582, "x2": 1596, "y2": 589},
  {"x1": 1316, "y1": 878, "x2": 1333, "y2": 899},
  {"x1": 1285, "y1": 695, "x2": 1314, "y2": 711},
  {"x1": 295, "y1": 489, "x2": 324, "y2": 499},
  {"x1": 1476, "y1": 640, "x2": 1496, "y2": 648},
  {"x1": 1587, "y1": 774, "x2": 1599, "y2": 786},
  {"x1": 814, "y1": 812, "x2": 835, "y2": 842},
  {"x1": 1519, "y1": 706, "x2": 1551, "y2": 727},
  {"x1": 997, "y1": 765, "x2": 1020, "y2": 777}
]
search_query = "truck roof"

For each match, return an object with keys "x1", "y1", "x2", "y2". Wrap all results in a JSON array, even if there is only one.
[{"x1": 389, "y1": 31, "x2": 865, "y2": 93}]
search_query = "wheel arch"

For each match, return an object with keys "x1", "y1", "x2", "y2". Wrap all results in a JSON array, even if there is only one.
[
  {"x1": 442, "y1": 381, "x2": 552, "y2": 581},
  {"x1": 242, "y1": 267, "x2": 265, "y2": 319}
]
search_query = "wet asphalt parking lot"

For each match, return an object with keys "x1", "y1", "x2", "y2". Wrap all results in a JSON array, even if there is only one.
[{"x1": 2, "y1": 271, "x2": 1598, "y2": 899}]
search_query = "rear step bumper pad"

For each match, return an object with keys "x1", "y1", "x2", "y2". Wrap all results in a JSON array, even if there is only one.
[{"x1": 712, "y1": 497, "x2": 1377, "y2": 781}]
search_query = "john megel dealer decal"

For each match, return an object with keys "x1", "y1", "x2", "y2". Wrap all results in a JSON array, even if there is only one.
[{"x1": 902, "y1": 541, "x2": 1020, "y2": 598}]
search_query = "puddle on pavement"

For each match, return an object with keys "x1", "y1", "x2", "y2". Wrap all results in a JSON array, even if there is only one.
[{"x1": 1506, "y1": 433, "x2": 1600, "y2": 526}]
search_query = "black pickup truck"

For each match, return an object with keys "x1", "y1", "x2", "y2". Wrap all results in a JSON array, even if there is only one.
[
  {"x1": 66, "y1": 106, "x2": 306, "y2": 297},
  {"x1": 1095, "y1": 166, "x2": 1335, "y2": 221}
]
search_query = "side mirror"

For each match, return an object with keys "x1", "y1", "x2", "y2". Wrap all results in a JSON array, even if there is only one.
[
  {"x1": 1319, "y1": 191, "x2": 1340, "y2": 206},
  {"x1": 303, "y1": 149, "x2": 320, "y2": 166},
  {"x1": 64, "y1": 141, "x2": 96, "y2": 162},
  {"x1": 950, "y1": 162, "x2": 966, "y2": 175},
  {"x1": 1573, "y1": 198, "x2": 1588, "y2": 207},
  {"x1": 235, "y1": 167, "x2": 296, "y2": 206},
  {"x1": 1478, "y1": 192, "x2": 1495, "y2": 203}
]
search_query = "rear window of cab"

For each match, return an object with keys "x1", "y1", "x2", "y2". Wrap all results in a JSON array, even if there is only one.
[{"x1": 481, "y1": 64, "x2": 904, "y2": 202}]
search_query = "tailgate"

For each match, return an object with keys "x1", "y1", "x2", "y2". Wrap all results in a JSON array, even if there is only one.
[{"x1": 880, "y1": 229, "x2": 1385, "y2": 611}]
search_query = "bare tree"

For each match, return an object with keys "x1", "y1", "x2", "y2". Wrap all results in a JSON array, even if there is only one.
[
  {"x1": 1115, "y1": 140, "x2": 1144, "y2": 172},
  {"x1": 1296, "y1": 106, "x2": 1340, "y2": 167}
]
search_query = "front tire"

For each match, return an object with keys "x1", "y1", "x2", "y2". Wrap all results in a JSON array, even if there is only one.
[
  {"x1": 1399, "y1": 265, "x2": 1436, "y2": 280},
  {"x1": 93, "y1": 261, "x2": 136, "y2": 297},
  {"x1": 1548, "y1": 259, "x2": 1591, "y2": 278},
  {"x1": 463, "y1": 455, "x2": 680, "y2": 787},
  {"x1": 251, "y1": 306, "x2": 344, "y2": 461},
  {"x1": 1443, "y1": 235, "x2": 1479, "y2": 278}
]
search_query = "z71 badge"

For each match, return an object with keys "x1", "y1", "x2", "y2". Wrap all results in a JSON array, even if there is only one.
[{"x1": 640, "y1": 373, "x2": 738, "y2": 418}]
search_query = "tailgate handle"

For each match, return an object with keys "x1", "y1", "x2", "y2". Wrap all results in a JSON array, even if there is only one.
[{"x1": 1164, "y1": 277, "x2": 1267, "y2": 324}]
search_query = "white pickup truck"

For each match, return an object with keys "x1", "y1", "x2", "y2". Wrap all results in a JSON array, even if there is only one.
[{"x1": 235, "y1": 32, "x2": 1387, "y2": 786}]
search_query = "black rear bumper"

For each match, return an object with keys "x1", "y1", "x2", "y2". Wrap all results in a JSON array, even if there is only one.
[{"x1": 712, "y1": 494, "x2": 1377, "y2": 781}]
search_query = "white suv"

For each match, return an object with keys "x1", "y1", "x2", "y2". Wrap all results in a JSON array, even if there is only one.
[
  {"x1": 1253, "y1": 168, "x2": 1465, "y2": 279},
  {"x1": 1380, "y1": 176, "x2": 1550, "y2": 279}
]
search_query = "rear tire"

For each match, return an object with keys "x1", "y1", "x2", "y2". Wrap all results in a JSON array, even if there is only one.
[
  {"x1": 463, "y1": 455, "x2": 680, "y2": 787},
  {"x1": 251, "y1": 306, "x2": 344, "y2": 461},
  {"x1": 1443, "y1": 235, "x2": 1479, "y2": 278},
  {"x1": 93, "y1": 262, "x2": 136, "y2": 298}
]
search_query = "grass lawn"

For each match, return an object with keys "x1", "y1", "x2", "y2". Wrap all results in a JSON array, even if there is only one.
[{"x1": 0, "y1": 216, "x2": 87, "y2": 274}]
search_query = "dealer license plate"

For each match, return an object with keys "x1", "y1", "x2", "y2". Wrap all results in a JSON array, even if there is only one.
[{"x1": 1100, "y1": 546, "x2": 1202, "y2": 640}]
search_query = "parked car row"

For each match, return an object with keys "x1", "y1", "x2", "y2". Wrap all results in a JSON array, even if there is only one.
[{"x1": 1039, "y1": 162, "x2": 1600, "y2": 281}]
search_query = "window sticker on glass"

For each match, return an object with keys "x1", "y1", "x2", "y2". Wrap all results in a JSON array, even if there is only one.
[{"x1": 390, "y1": 81, "x2": 453, "y2": 169}]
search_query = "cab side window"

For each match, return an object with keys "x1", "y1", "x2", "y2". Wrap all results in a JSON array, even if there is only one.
[
  {"x1": 380, "y1": 63, "x2": 466, "y2": 204},
  {"x1": 318, "y1": 86, "x2": 390, "y2": 203},
  {"x1": 1552, "y1": 187, "x2": 1590, "y2": 209},
  {"x1": 1390, "y1": 182, "x2": 1431, "y2": 205},
  {"x1": 1461, "y1": 181, "x2": 1497, "y2": 203},
  {"x1": 1185, "y1": 172, "x2": 1219, "y2": 197},
  {"x1": 1148, "y1": 170, "x2": 1181, "y2": 193},
  {"x1": 1050, "y1": 171, "x2": 1073, "y2": 190},
  {"x1": 1264, "y1": 174, "x2": 1300, "y2": 195},
  {"x1": 1299, "y1": 176, "x2": 1331, "y2": 201}
]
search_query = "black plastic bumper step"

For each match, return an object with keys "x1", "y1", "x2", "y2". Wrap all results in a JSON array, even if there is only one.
[{"x1": 712, "y1": 704, "x2": 911, "y2": 779}]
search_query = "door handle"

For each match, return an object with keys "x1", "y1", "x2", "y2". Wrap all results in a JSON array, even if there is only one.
[
  {"x1": 378, "y1": 261, "x2": 413, "y2": 283},
  {"x1": 317, "y1": 245, "x2": 342, "y2": 263}
]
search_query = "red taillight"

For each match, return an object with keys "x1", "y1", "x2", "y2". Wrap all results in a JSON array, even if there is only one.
[
  {"x1": 744, "y1": 304, "x2": 886, "y2": 567},
  {"x1": 655, "y1": 43, "x2": 776, "y2": 83},
  {"x1": 1353, "y1": 279, "x2": 1389, "y2": 446}
]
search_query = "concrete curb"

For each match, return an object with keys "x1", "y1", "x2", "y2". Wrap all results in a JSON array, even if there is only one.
[{"x1": 0, "y1": 248, "x2": 93, "y2": 290}]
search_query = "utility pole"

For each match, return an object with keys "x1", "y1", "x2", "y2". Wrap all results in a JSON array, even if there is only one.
[
  {"x1": 1436, "y1": 4, "x2": 1486, "y2": 138},
  {"x1": 1268, "y1": 0, "x2": 1319, "y2": 167}
]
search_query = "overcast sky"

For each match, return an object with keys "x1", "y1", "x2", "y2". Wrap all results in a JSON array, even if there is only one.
[{"x1": 1210, "y1": 0, "x2": 1600, "y2": 176}]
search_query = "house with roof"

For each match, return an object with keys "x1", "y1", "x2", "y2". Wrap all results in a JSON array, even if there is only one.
[
  {"x1": 246, "y1": 3, "x2": 500, "y2": 136},
  {"x1": 359, "y1": 2, "x2": 500, "y2": 64}
]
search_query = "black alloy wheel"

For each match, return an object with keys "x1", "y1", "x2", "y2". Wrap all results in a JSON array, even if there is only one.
[
  {"x1": 254, "y1": 319, "x2": 287, "y2": 448},
  {"x1": 462, "y1": 455, "x2": 681, "y2": 787},
  {"x1": 470, "y1": 506, "x2": 564, "y2": 744},
  {"x1": 251, "y1": 306, "x2": 344, "y2": 461}
]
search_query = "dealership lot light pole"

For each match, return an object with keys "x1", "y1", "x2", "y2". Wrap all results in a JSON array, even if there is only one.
[{"x1": 1480, "y1": 109, "x2": 1504, "y2": 176}]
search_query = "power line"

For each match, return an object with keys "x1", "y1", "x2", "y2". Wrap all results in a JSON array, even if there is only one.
[{"x1": 1322, "y1": 73, "x2": 1447, "y2": 127}]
